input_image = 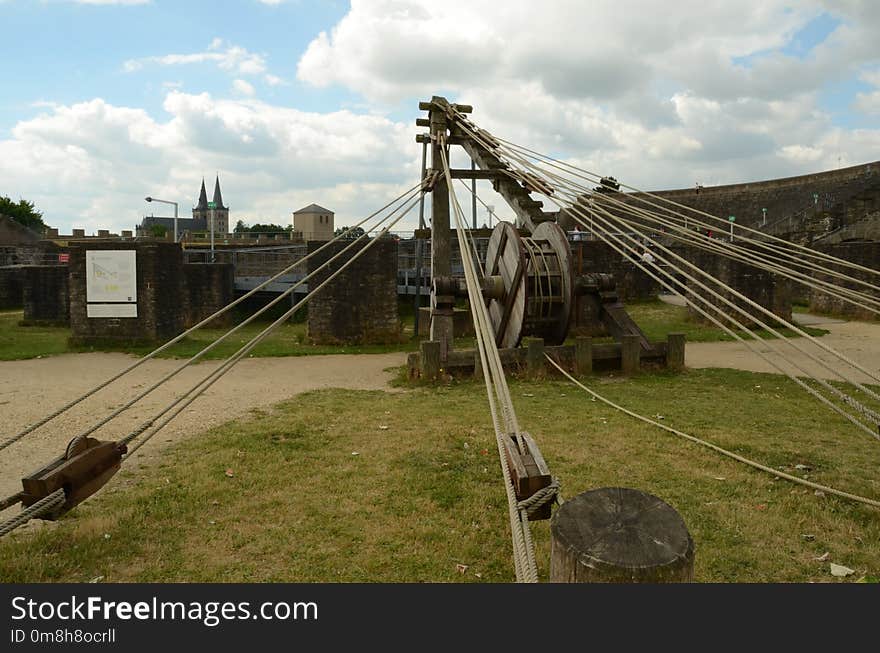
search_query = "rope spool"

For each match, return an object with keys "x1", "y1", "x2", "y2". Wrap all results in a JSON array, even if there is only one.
[{"x1": 483, "y1": 221, "x2": 574, "y2": 348}]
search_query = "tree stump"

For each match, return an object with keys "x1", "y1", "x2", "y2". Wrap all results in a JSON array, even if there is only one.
[{"x1": 550, "y1": 487, "x2": 695, "y2": 583}]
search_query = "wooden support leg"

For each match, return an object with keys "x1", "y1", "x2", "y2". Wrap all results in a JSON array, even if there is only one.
[
  {"x1": 420, "y1": 340, "x2": 441, "y2": 381},
  {"x1": 550, "y1": 487, "x2": 695, "y2": 582},
  {"x1": 525, "y1": 337, "x2": 545, "y2": 379},
  {"x1": 406, "y1": 352, "x2": 420, "y2": 381},
  {"x1": 667, "y1": 332, "x2": 686, "y2": 372},
  {"x1": 575, "y1": 336, "x2": 592, "y2": 376},
  {"x1": 621, "y1": 334, "x2": 640, "y2": 374}
]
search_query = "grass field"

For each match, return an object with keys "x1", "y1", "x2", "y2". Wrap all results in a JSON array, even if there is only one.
[
  {"x1": 0, "y1": 299, "x2": 827, "y2": 361},
  {"x1": 1, "y1": 368, "x2": 877, "y2": 583}
]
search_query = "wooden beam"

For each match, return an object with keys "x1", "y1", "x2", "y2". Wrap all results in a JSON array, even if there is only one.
[{"x1": 448, "y1": 168, "x2": 508, "y2": 180}]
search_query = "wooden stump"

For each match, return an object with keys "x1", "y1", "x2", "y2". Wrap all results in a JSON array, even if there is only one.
[
  {"x1": 420, "y1": 340, "x2": 441, "y2": 381},
  {"x1": 575, "y1": 336, "x2": 592, "y2": 376},
  {"x1": 620, "y1": 335, "x2": 640, "y2": 374},
  {"x1": 550, "y1": 487, "x2": 695, "y2": 583},
  {"x1": 667, "y1": 332, "x2": 686, "y2": 372}
]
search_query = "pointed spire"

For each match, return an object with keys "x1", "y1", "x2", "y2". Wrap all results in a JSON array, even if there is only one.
[
  {"x1": 212, "y1": 174, "x2": 225, "y2": 209},
  {"x1": 196, "y1": 178, "x2": 208, "y2": 209}
]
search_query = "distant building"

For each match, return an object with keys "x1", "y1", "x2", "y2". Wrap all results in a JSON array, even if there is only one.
[
  {"x1": 293, "y1": 204, "x2": 334, "y2": 241},
  {"x1": 137, "y1": 175, "x2": 229, "y2": 237},
  {"x1": 192, "y1": 175, "x2": 229, "y2": 234}
]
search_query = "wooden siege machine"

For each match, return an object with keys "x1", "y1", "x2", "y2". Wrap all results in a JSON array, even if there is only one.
[{"x1": 417, "y1": 96, "x2": 653, "y2": 519}]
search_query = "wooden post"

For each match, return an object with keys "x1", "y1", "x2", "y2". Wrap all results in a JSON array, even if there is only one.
[
  {"x1": 406, "y1": 352, "x2": 420, "y2": 381},
  {"x1": 667, "y1": 332, "x2": 686, "y2": 372},
  {"x1": 575, "y1": 336, "x2": 592, "y2": 376},
  {"x1": 473, "y1": 344, "x2": 483, "y2": 381},
  {"x1": 421, "y1": 340, "x2": 441, "y2": 381},
  {"x1": 428, "y1": 98, "x2": 453, "y2": 363},
  {"x1": 525, "y1": 337, "x2": 544, "y2": 378},
  {"x1": 550, "y1": 487, "x2": 695, "y2": 583},
  {"x1": 620, "y1": 334, "x2": 640, "y2": 374}
]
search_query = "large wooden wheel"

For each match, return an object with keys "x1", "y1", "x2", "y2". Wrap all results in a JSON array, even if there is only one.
[{"x1": 483, "y1": 221, "x2": 574, "y2": 348}]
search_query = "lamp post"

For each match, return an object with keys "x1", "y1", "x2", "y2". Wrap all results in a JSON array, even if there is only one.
[{"x1": 144, "y1": 196, "x2": 178, "y2": 243}]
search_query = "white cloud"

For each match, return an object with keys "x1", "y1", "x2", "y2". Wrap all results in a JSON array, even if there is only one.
[
  {"x1": 232, "y1": 79, "x2": 256, "y2": 97},
  {"x1": 0, "y1": 93, "x2": 417, "y2": 234},
  {"x1": 295, "y1": 0, "x2": 880, "y2": 191},
  {"x1": 123, "y1": 39, "x2": 278, "y2": 83}
]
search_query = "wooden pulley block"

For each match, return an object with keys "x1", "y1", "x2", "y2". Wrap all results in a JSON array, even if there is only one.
[
  {"x1": 20, "y1": 436, "x2": 126, "y2": 520},
  {"x1": 501, "y1": 431, "x2": 553, "y2": 521}
]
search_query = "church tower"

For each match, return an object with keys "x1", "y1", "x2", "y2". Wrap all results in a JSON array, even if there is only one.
[{"x1": 192, "y1": 175, "x2": 229, "y2": 234}]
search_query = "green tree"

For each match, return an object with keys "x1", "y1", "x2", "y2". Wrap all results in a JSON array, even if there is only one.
[
  {"x1": 149, "y1": 224, "x2": 168, "y2": 238},
  {"x1": 334, "y1": 226, "x2": 365, "y2": 239},
  {"x1": 0, "y1": 195, "x2": 46, "y2": 232}
]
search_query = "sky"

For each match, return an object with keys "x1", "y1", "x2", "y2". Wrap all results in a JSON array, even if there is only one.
[{"x1": 0, "y1": 0, "x2": 879, "y2": 235}]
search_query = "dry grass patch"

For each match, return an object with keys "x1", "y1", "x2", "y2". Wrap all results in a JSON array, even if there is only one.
[{"x1": 1, "y1": 368, "x2": 878, "y2": 583}]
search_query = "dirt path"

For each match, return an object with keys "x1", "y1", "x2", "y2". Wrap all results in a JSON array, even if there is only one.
[
  {"x1": 0, "y1": 351, "x2": 406, "y2": 510},
  {"x1": 686, "y1": 320, "x2": 880, "y2": 382}
]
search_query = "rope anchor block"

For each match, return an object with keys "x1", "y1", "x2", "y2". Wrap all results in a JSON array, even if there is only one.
[
  {"x1": 502, "y1": 431, "x2": 554, "y2": 521},
  {"x1": 20, "y1": 436, "x2": 126, "y2": 520}
]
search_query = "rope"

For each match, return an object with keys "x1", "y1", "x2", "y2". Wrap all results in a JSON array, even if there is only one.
[
  {"x1": 0, "y1": 183, "x2": 423, "y2": 453},
  {"x1": 120, "y1": 194, "x2": 421, "y2": 456},
  {"x1": 438, "y1": 136, "x2": 539, "y2": 582},
  {"x1": 545, "y1": 354, "x2": 880, "y2": 509},
  {"x1": 0, "y1": 489, "x2": 66, "y2": 537},
  {"x1": 450, "y1": 120, "x2": 880, "y2": 437}
]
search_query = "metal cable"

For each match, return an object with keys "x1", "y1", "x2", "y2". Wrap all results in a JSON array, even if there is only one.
[
  {"x1": 546, "y1": 354, "x2": 880, "y2": 509},
  {"x1": 0, "y1": 183, "x2": 422, "y2": 453},
  {"x1": 0, "y1": 489, "x2": 66, "y2": 537}
]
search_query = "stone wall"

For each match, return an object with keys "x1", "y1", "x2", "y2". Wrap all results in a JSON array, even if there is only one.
[
  {"x1": 809, "y1": 242, "x2": 880, "y2": 319},
  {"x1": 182, "y1": 262, "x2": 234, "y2": 328},
  {"x1": 0, "y1": 266, "x2": 24, "y2": 309},
  {"x1": 680, "y1": 246, "x2": 792, "y2": 327},
  {"x1": 22, "y1": 265, "x2": 69, "y2": 325},
  {"x1": 608, "y1": 161, "x2": 880, "y2": 232},
  {"x1": 69, "y1": 241, "x2": 184, "y2": 345},
  {"x1": 307, "y1": 238, "x2": 400, "y2": 344}
]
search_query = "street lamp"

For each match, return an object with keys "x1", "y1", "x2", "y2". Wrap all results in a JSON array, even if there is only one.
[{"x1": 144, "y1": 196, "x2": 178, "y2": 243}]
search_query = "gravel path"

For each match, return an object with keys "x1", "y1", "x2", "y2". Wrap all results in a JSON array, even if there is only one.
[{"x1": 0, "y1": 351, "x2": 406, "y2": 512}]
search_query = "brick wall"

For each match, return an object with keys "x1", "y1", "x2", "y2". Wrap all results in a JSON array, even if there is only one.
[
  {"x1": 809, "y1": 242, "x2": 880, "y2": 319},
  {"x1": 182, "y1": 262, "x2": 234, "y2": 328},
  {"x1": 69, "y1": 241, "x2": 184, "y2": 345},
  {"x1": 307, "y1": 238, "x2": 400, "y2": 344},
  {"x1": 22, "y1": 265, "x2": 69, "y2": 325}
]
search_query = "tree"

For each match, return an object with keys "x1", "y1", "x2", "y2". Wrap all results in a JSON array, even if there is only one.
[
  {"x1": 0, "y1": 195, "x2": 45, "y2": 232},
  {"x1": 149, "y1": 224, "x2": 168, "y2": 238},
  {"x1": 334, "y1": 226, "x2": 365, "y2": 239},
  {"x1": 234, "y1": 219, "x2": 248, "y2": 233}
]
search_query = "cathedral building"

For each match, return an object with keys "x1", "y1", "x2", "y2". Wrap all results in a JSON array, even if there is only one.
[{"x1": 192, "y1": 175, "x2": 229, "y2": 234}]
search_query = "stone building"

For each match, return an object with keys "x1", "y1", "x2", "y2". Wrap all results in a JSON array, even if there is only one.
[
  {"x1": 192, "y1": 175, "x2": 230, "y2": 234},
  {"x1": 293, "y1": 204, "x2": 334, "y2": 241}
]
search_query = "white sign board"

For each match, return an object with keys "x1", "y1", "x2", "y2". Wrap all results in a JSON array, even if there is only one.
[
  {"x1": 86, "y1": 250, "x2": 138, "y2": 318},
  {"x1": 87, "y1": 303, "x2": 138, "y2": 318},
  {"x1": 86, "y1": 250, "x2": 137, "y2": 303}
]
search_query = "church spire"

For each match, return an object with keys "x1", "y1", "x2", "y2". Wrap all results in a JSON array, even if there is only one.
[
  {"x1": 212, "y1": 174, "x2": 226, "y2": 209},
  {"x1": 196, "y1": 178, "x2": 208, "y2": 209}
]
